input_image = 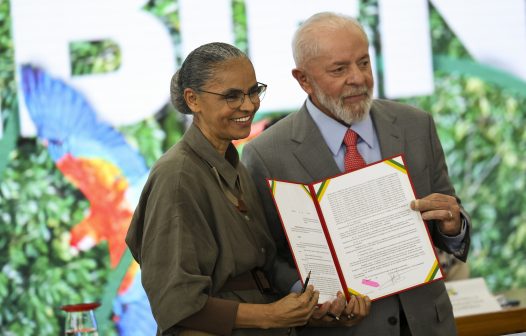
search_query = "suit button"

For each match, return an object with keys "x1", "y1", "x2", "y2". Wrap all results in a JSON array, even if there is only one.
[
  {"x1": 260, "y1": 247, "x2": 266, "y2": 254},
  {"x1": 388, "y1": 316, "x2": 398, "y2": 325}
]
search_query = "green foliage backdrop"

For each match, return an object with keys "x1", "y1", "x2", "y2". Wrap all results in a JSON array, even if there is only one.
[
  {"x1": 0, "y1": 142, "x2": 111, "y2": 335},
  {"x1": 407, "y1": 72, "x2": 526, "y2": 290},
  {"x1": 0, "y1": 0, "x2": 186, "y2": 334},
  {"x1": 405, "y1": 7, "x2": 526, "y2": 291},
  {"x1": 362, "y1": 0, "x2": 526, "y2": 291},
  {"x1": 0, "y1": 0, "x2": 525, "y2": 334}
]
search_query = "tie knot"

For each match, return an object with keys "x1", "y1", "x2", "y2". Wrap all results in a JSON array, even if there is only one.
[{"x1": 343, "y1": 129, "x2": 359, "y2": 147}]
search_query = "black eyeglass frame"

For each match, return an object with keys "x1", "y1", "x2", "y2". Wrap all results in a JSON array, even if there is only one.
[{"x1": 198, "y1": 82, "x2": 267, "y2": 108}]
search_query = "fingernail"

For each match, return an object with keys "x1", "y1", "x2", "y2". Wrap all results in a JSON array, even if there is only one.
[{"x1": 410, "y1": 200, "x2": 416, "y2": 209}]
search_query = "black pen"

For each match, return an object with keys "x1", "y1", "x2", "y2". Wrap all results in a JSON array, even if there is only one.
[
  {"x1": 287, "y1": 271, "x2": 312, "y2": 335},
  {"x1": 301, "y1": 270, "x2": 311, "y2": 293}
]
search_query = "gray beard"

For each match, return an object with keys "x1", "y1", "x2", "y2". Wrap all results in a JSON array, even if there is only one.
[{"x1": 312, "y1": 83, "x2": 373, "y2": 125}]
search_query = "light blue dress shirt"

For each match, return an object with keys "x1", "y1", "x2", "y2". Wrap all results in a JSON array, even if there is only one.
[{"x1": 306, "y1": 98, "x2": 381, "y2": 170}]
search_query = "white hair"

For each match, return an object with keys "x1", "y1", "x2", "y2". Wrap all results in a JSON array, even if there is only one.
[{"x1": 292, "y1": 12, "x2": 369, "y2": 68}]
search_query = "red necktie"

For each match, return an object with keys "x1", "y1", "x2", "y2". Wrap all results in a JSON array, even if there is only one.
[{"x1": 343, "y1": 129, "x2": 366, "y2": 172}]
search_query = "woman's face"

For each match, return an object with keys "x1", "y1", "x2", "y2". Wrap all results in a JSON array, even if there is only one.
[{"x1": 191, "y1": 57, "x2": 260, "y2": 153}]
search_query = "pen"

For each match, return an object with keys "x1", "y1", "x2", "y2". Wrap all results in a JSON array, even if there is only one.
[
  {"x1": 301, "y1": 270, "x2": 311, "y2": 293},
  {"x1": 288, "y1": 271, "x2": 312, "y2": 336}
]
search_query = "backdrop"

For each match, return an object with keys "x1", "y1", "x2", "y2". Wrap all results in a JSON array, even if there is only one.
[{"x1": 1, "y1": 0, "x2": 525, "y2": 334}]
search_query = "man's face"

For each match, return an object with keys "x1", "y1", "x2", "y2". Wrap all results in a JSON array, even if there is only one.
[{"x1": 299, "y1": 25, "x2": 374, "y2": 124}]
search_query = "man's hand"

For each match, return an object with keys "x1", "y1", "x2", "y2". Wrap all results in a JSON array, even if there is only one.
[
  {"x1": 309, "y1": 292, "x2": 371, "y2": 327},
  {"x1": 336, "y1": 294, "x2": 371, "y2": 326},
  {"x1": 411, "y1": 193, "x2": 461, "y2": 236},
  {"x1": 310, "y1": 292, "x2": 346, "y2": 323}
]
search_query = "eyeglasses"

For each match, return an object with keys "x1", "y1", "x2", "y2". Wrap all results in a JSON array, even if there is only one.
[{"x1": 198, "y1": 82, "x2": 267, "y2": 109}]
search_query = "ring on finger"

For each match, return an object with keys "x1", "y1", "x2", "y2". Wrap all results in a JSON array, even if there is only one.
[
  {"x1": 346, "y1": 313, "x2": 355, "y2": 320},
  {"x1": 326, "y1": 312, "x2": 340, "y2": 321},
  {"x1": 447, "y1": 210, "x2": 453, "y2": 219}
]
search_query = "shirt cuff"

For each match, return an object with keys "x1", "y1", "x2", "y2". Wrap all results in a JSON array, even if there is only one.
[
  {"x1": 438, "y1": 217, "x2": 467, "y2": 252},
  {"x1": 290, "y1": 280, "x2": 303, "y2": 293}
]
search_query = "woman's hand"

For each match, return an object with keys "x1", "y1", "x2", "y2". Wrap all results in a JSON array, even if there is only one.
[
  {"x1": 263, "y1": 285, "x2": 320, "y2": 328},
  {"x1": 235, "y1": 285, "x2": 319, "y2": 329}
]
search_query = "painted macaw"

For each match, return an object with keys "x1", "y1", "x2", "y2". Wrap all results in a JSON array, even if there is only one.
[{"x1": 20, "y1": 65, "x2": 156, "y2": 335}]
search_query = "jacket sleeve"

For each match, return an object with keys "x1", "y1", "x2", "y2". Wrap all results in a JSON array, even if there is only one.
[{"x1": 127, "y1": 163, "x2": 239, "y2": 334}]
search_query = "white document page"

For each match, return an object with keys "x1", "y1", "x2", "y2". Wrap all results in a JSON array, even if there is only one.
[
  {"x1": 445, "y1": 277, "x2": 502, "y2": 317},
  {"x1": 314, "y1": 156, "x2": 441, "y2": 300},
  {"x1": 269, "y1": 180, "x2": 341, "y2": 303}
]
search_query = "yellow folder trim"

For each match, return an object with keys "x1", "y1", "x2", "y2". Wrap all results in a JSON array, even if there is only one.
[
  {"x1": 301, "y1": 184, "x2": 312, "y2": 199},
  {"x1": 425, "y1": 260, "x2": 440, "y2": 282},
  {"x1": 270, "y1": 180, "x2": 276, "y2": 196},
  {"x1": 348, "y1": 287, "x2": 363, "y2": 297},
  {"x1": 385, "y1": 159, "x2": 407, "y2": 174},
  {"x1": 316, "y1": 179, "x2": 331, "y2": 202}
]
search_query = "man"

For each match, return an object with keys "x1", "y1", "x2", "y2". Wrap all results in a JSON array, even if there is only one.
[{"x1": 242, "y1": 12, "x2": 470, "y2": 336}]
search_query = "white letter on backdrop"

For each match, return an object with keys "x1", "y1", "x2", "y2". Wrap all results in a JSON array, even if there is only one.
[
  {"x1": 11, "y1": 0, "x2": 175, "y2": 136},
  {"x1": 431, "y1": 0, "x2": 526, "y2": 81},
  {"x1": 178, "y1": 0, "x2": 234, "y2": 58},
  {"x1": 378, "y1": 0, "x2": 434, "y2": 98}
]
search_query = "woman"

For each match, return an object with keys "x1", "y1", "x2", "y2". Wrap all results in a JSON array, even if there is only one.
[{"x1": 125, "y1": 42, "x2": 319, "y2": 335}]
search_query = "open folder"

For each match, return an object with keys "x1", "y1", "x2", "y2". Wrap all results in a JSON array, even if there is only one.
[{"x1": 268, "y1": 155, "x2": 443, "y2": 303}]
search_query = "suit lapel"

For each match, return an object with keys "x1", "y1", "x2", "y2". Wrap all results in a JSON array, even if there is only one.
[
  {"x1": 370, "y1": 102, "x2": 404, "y2": 159},
  {"x1": 290, "y1": 105, "x2": 341, "y2": 181},
  {"x1": 289, "y1": 101, "x2": 405, "y2": 181}
]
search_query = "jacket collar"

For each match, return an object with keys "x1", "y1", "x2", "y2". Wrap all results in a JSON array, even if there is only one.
[
  {"x1": 184, "y1": 123, "x2": 240, "y2": 191},
  {"x1": 289, "y1": 100, "x2": 404, "y2": 181},
  {"x1": 290, "y1": 103, "x2": 341, "y2": 181}
]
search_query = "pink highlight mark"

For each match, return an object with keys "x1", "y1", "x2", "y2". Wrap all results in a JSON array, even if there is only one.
[{"x1": 362, "y1": 279, "x2": 380, "y2": 287}]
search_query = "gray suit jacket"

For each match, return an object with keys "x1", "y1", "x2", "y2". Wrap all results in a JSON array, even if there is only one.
[{"x1": 242, "y1": 99, "x2": 470, "y2": 336}]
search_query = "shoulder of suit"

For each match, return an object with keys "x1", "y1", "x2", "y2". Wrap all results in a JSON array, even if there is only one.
[
  {"x1": 372, "y1": 99, "x2": 432, "y2": 121},
  {"x1": 247, "y1": 110, "x2": 298, "y2": 148}
]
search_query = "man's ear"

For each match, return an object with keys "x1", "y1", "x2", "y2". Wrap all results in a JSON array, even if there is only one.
[
  {"x1": 184, "y1": 88, "x2": 200, "y2": 113},
  {"x1": 292, "y1": 68, "x2": 313, "y2": 96}
]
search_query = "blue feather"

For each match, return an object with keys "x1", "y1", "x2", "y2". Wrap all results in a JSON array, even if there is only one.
[
  {"x1": 20, "y1": 65, "x2": 148, "y2": 183},
  {"x1": 21, "y1": 64, "x2": 157, "y2": 332},
  {"x1": 113, "y1": 272, "x2": 157, "y2": 335}
]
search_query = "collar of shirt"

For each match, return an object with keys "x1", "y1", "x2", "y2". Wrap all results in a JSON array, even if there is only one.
[
  {"x1": 305, "y1": 97, "x2": 376, "y2": 156},
  {"x1": 184, "y1": 123, "x2": 240, "y2": 191}
]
